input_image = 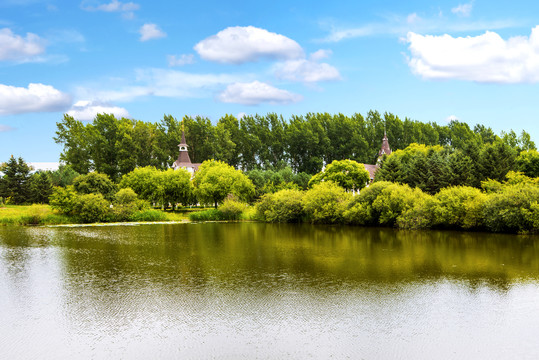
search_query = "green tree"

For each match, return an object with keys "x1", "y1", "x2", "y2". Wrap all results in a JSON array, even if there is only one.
[
  {"x1": 302, "y1": 181, "x2": 351, "y2": 224},
  {"x1": 49, "y1": 164, "x2": 80, "y2": 187},
  {"x1": 72, "y1": 172, "x2": 117, "y2": 200},
  {"x1": 156, "y1": 168, "x2": 193, "y2": 209},
  {"x1": 478, "y1": 140, "x2": 517, "y2": 182},
  {"x1": 0, "y1": 156, "x2": 32, "y2": 204},
  {"x1": 193, "y1": 160, "x2": 255, "y2": 207},
  {"x1": 515, "y1": 150, "x2": 539, "y2": 178},
  {"x1": 308, "y1": 159, "x2": 370, "y2": 192},
  {"x1": 54, "y1": 114, "x2": 92, "y2": 174},
  {"x1": 28, "y1": 172, "x2": 53, "y2": 204}
]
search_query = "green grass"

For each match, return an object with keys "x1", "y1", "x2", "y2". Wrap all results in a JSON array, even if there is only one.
[
  {"x1": 0, "y1": 204, "x2": 217, "y2": 225},
  {"x1": 0, "y1": 204, "x2": 74, "y2": 225}
]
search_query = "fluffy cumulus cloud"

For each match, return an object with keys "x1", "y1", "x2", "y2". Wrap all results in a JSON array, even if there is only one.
[
  {"x1": 82, "y1": 0, "x2": 139, "y2": 18},
  {"x1": 0, "y1": 28, "x2": 45, "y2": 62},
  {"x1": 406, "y1": 26, "x2": 539, "y2": 83},
  {"x1": 451, "y1": 3, "x2": 473, "y2": 17},
  {"x1": 0, "y1": 83, "x2": 71, "y2": 115},
  {"x1": 194, "y1": 26, "x2": 304, "y2": 64},
  {"x1": 218, "y1": 81, "x2": 302, "y2": 105},
  {"x1": 168, "y1": 54, "x2": 195, "y2": 66},
  {"x1": 66, "y1": 100, "x2": 130, "y2": 121},
  {"x1": 139, "y1": 23, "x2": 166, "y2": 42}
]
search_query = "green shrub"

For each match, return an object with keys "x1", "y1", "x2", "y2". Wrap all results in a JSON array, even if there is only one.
[
  {"x1": 256, "y1": 188, "x2": 305, "y2": 223},
  {"x1": 73, "y1": 193, "x2": 111, "y2": 223},
  {"x1": 218, "y1": 199, "x2": 247, "y2": 220},
  {"x1": 73, "y1": 172, "x2": 117, "y2": 200},
  {"x1": 431, "y1": 186, "x2": 487, "y2": 229},
  {"x1": 49, "y1": 186, "x2": 78, "y2": 215},
  {"x1": 372, "y1": 183, "x2": 427, "y2": 226},
  {"x1": 482, "y1": 183, "x2": 539, "y2": 233},
  {"x1": 188, "y1": 209, "x2": 225, "y2": 221},
  {"x1": 302, "y1": 182, "x2": 351, "y2": 224}
]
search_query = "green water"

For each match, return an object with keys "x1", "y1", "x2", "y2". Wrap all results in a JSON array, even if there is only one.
[{"x1": 1, "y1": 223, "x2": 538, "y2": 359}]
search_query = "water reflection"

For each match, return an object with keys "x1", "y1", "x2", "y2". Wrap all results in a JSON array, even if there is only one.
[{"x1": 1, "y1": 223, "x2": 539, "y2": 359}]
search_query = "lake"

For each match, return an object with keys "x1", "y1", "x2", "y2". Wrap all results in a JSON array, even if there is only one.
[{"x1": 1, "y1": 223, "x2": 538, "y2": 359}]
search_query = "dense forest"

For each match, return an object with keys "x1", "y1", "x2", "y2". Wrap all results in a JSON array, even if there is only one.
[{"x1": 54, "y1": 111, "x2": 536, "y2": 181}]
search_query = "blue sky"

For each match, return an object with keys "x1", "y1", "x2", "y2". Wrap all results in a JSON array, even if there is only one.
[{"x1": 1, "y1": 0, "x2": 539, "y2": 166}]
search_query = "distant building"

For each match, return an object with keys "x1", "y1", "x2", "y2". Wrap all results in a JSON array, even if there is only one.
[
  {"x1": 363, "y1": 131, "x2": 392, "y2": 182},
  {"x1": 172, "y1": 131, "x2": 201, "y2": 174}
]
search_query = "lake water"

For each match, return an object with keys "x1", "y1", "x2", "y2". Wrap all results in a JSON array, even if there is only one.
[{"x1": 1, "y1": 223, "x2": 539, "y2": 359}]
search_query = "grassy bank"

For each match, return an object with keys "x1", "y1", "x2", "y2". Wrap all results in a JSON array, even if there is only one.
[{"x1": 0, "y1": 205, "x2": 208, "y2": 226}]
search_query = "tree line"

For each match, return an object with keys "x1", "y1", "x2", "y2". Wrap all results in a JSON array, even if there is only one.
[{"x1": 54, "y1": 111, "x2": 536, "y2": 181}]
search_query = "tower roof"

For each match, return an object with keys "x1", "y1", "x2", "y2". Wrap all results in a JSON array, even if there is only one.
[
  {"x1": 178, "y1": 131, "x2": 188, "y2": 147},
  {"x1": 378, "y1": 131, "x2": 392, "y2": 157}
]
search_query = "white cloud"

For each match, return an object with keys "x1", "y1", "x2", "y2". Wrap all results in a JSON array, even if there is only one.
[
  {"x1": 218, "y1": 81, "x2": 302, "y2": 105},
  {"x1": 236, "y1": 112, "x2": 246, "y2": 119},
  {"x1": 66, "y1": 100, "x2": 130, "y2": 121},
  {"x1": 194, "y1": 26, "x2": 304, "y2": 64},
  {"x1": 446, "y1": 115, "x2": 459, "y2": 122},
  {"x1": 406, "y1": 26, "x2": 539, "y2": 83},
  {"x1": 319, "y1": 12, "x2": 518, "y2": 42},
  {"x1": 452, "y1": 3, "x2": 473, "y2": 17},
  {"x1": 82, "y1": 0, "x2": 139, "y2": 18},
  {"x1": 309, "y1": 49, "x2": 332, "y2": 61},
  {"x1": 139, "y1": 23, "x2": 166, "y2": 42},
  {"x1": 274, "y1": 59, "x2": 341, "y2": 83},
  {"x1": 77, "y1": 69, "x2": 245, "y2": 102},
  {"x1": 168, "y1": 54, "x2": 195, "y2": 66},
  {"x1": 0, "y1": 27, "x2": 45, "y2": 61},
  {"x1": 0, "y1": 83, "x2": 71, "y2": 115},
  {"x1": 0, "y1": 124, "x2": 15, "y2": 132}
]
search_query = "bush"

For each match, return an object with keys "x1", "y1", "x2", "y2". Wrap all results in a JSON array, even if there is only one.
[
  {"x1": 431, "y1": 186, "x2": 487, "y2": 229},
  {"x1": 218, "y1": 199, "x2": 247, "y2": 220},
  {"x1": 343, "y1": 181, "x2": 395, "y2": 225},
  {"x1": 256, "y1": 188, "x2": 305, "y2": 223},
  {"x1": 73, "y1": 172, "x2": 117, "y2": 200},
  {"x1": 372, "y1": 183, "x2": 428, "y2": 226},
  {"x1": 73, "y1": 193, "x2": 111, "y2": 223},
  {"x1": 49, "y1": 186, "x2": 78, "y2": 215},
  {"x1": 111, "y1": 188, "x2": 146, "y2": 221},
  {"x1": 302, "y1": 182, "x2": 351, "y2": 224},
  {"x1": 482, "y1": 183, "x2": 539, "y2": 233},
  {"x1": 188, "y1": 209, "x2": 225, "y2": 221}
]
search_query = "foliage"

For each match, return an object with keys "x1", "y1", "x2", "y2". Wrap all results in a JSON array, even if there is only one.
[
  {"x1": 72, "y1": 193, "x2": 111, "y2": 223},
  {"x1": 156, "y1": 168, "x2": 193, "y2": 209},
  {"x1": 302, "y1": 182, "x2": 351, "y2": 224},
  {"x1": 49, "y1": 164, "x2": 80, "y2": 187},
  {"x1": 256, "y1": 188, "x2": 305, "y2": 223},
  {"x1": 111, "y1": 188, "x2": 148, "y2": 221},
  {"x1": 371, "y1": 183, "x2": 428, "y2": 226},
  {"x1": 193, "y1": 160, "x2": 255, "y2": 207},
  {"x1": 482, "y1": 183, "x2": 539, "y2": 233},
  {"x1": 430, "y1": 186, "x2": 487, "y2": 229},
  {"x1": 0, "y1": 204, "x2": 73, "y2": 226},
  {"x1": 49, "y1": 186, "x2": 78, "y2": 215},
  {"x1": 515, "y1": 150, "x2": 539, "y2": 178},
  {"x1": 188, "y1": 209, "x2": 225, "y2": 221},
  {"x1": 309, "y1": 159, "x2": 370, "y2": 192},
  {"x1": 0, "y1": 156, "x2": 32, "y2": 204},
  {"x1": 28, "y1": 172, "x2": 53, "y2": 204},
  {"x1": 344, "y1": 181, "x2": 393, "y2": 225},
  {"x1": 247, "y1": 165, "x2": 309, "y2": 198},
  {"x1": 72, "y1": 172, "x2": 117, "y2": 200},
  {"x1": 119, "y1": 166, "x2": 160, "y2": 202},
  {"x1": 128, "y1": 209, "x2": 168, "y2": 222},
  {"x1": 218, "y1": 198, "x2": 248, "y2": 220},
  {"x1": 55, "y1": 111, "x2": 534, "y2": 180}
]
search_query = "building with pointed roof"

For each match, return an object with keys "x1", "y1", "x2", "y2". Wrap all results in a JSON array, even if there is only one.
[
  {"x1": 172, "y1": 131, "x2": 201, "y2": 174},
  {"x1": 363, "y1": 131, "x2": 392, "y2": 182}
]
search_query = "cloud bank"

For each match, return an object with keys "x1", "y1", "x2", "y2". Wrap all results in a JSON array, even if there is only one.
[
  {"x1": 407, "y1": 26, "x2": 539, "y2": 83},
  {"x1": 0, "y1": 83, "x2": 71, "y2": 115}
]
